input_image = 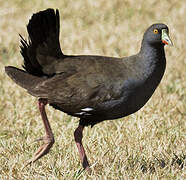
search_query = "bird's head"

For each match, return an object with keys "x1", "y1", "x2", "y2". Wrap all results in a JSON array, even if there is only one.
[{"x1": 143, "y1": 23, "x2": 173, "y2": 47}]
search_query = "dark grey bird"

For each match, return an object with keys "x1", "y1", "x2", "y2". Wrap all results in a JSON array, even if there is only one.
[{"x1": 5, "y1": 8, "x2": 172, "y2": 172}]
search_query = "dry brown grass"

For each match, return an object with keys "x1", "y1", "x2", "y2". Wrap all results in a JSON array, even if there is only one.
[{"x1": 0, "y1": 0, "x2": 185, "y2": 179}]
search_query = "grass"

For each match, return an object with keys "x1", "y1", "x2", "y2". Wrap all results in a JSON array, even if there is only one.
[{"x1": 0, "y1": 0, "x2": 185, "y2": 179}]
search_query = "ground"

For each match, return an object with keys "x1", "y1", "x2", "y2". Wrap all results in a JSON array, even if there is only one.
[{"x1": 0, "y1": 0, "x2": 185, "y2": 179}]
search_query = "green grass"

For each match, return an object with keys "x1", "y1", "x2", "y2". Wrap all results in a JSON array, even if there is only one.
[{"x1": 0, "y1": 0, "x2": 185, "y2": 179}]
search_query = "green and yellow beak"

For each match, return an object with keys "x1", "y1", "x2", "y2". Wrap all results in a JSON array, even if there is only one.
[{"x1": 161, "y1": 29, "x2": 173, "y2": 46}]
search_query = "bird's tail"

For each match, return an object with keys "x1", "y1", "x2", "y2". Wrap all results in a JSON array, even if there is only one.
[
  {"x1": 5, "y1": 66, "x2": 45, "y2": 93},
  {"x1": 20, "y1": 8, "x2": 64, "y2": 77}
]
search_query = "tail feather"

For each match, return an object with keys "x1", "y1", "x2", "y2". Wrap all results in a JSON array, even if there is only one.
[
  {"x1": 20, "y1": 9, "x2": 64, "y2": 77},
  {"x1": 5, "y1": 66, "x2": 46, "y2": 91},
  {"x1": 20, "y1": 35, "x2": 43, "y2": 76}
]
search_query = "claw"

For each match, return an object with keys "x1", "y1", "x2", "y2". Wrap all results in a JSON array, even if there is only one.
[
  {"x1": 34, "y1": 137, "x2": 44, "y2": 142},
  {"x1": 24, "y1": 135, "x2": 54, "y2": 167},
  {"x1": 85, "y1": 166, "x2": 92, "y2": 174},
  {"x1": 23, "y1": 98, "x2": 55, "y2": 168}
]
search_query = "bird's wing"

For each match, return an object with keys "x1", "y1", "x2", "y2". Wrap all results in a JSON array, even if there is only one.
[{"x1": 31, "y1": 56, "x2": 129, "y2": 111}]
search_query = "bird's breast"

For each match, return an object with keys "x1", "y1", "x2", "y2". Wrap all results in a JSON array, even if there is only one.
[{"x1": 99, "y1": 69, "x2": 165, "y2": 120}]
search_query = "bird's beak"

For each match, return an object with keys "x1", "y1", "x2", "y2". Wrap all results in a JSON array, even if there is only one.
[{"x1": 161, "y1": 29, "x2": 173, "y2": 46}]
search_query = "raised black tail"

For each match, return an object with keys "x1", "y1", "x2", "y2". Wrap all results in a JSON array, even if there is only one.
[{"x1": 20, "y1": 9, "x2": 64, "y2": 77}]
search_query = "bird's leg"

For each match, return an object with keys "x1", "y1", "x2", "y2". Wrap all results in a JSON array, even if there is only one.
[
  {"x1": 74, "y1": 125, "x2": 91, "y2": 173},
  {"x1": 26, "y1": 98, "x2": 54, "y2": 166}
]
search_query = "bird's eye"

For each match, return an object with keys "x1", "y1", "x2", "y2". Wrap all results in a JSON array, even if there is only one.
[{"x1": 153, "y1": 29, "x2": 159, "y2": 34}]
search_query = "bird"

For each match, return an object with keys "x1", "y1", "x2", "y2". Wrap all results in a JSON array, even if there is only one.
[{"x1": 5, "y1": 8, "x2": 172, "y2": 172}]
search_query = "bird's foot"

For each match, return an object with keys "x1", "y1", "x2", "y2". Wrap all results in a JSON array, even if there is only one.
[
  {"x1": 25, "y1": 135, "x2": 54, "y2": 167},
  {"x1": 85, "y1": 166, "x2": 92, "y2": 174}
]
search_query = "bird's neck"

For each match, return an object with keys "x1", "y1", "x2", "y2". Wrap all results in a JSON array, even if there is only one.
[
  {"x1": 134, "y1": 43, "x2": 166, "y2": 98},
  {"x1": 140, "y1": 40, "x2": 165, "y2": 59},
  {"x1": 139, "y1": 41, "x2": 166, "y2": 75}
]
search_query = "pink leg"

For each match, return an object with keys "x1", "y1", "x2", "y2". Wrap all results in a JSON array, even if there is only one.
[
  {"x1": 74, "y1": 125, "x2": 91, "y2": 173},
  {"x1": 26, "y1": 98, "x2": 54, "y2": 166}
]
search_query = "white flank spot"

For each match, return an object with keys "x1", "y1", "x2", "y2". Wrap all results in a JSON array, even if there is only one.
[
  {"x1": 74, "y1": 112, "x2": 92, "y2": 116},
  {"x1": 81, "y1": 107, "x2": 94, "y2": 112},
  {"x1": 75, "y1": 112, "x2": 85, "y2": 115}
]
